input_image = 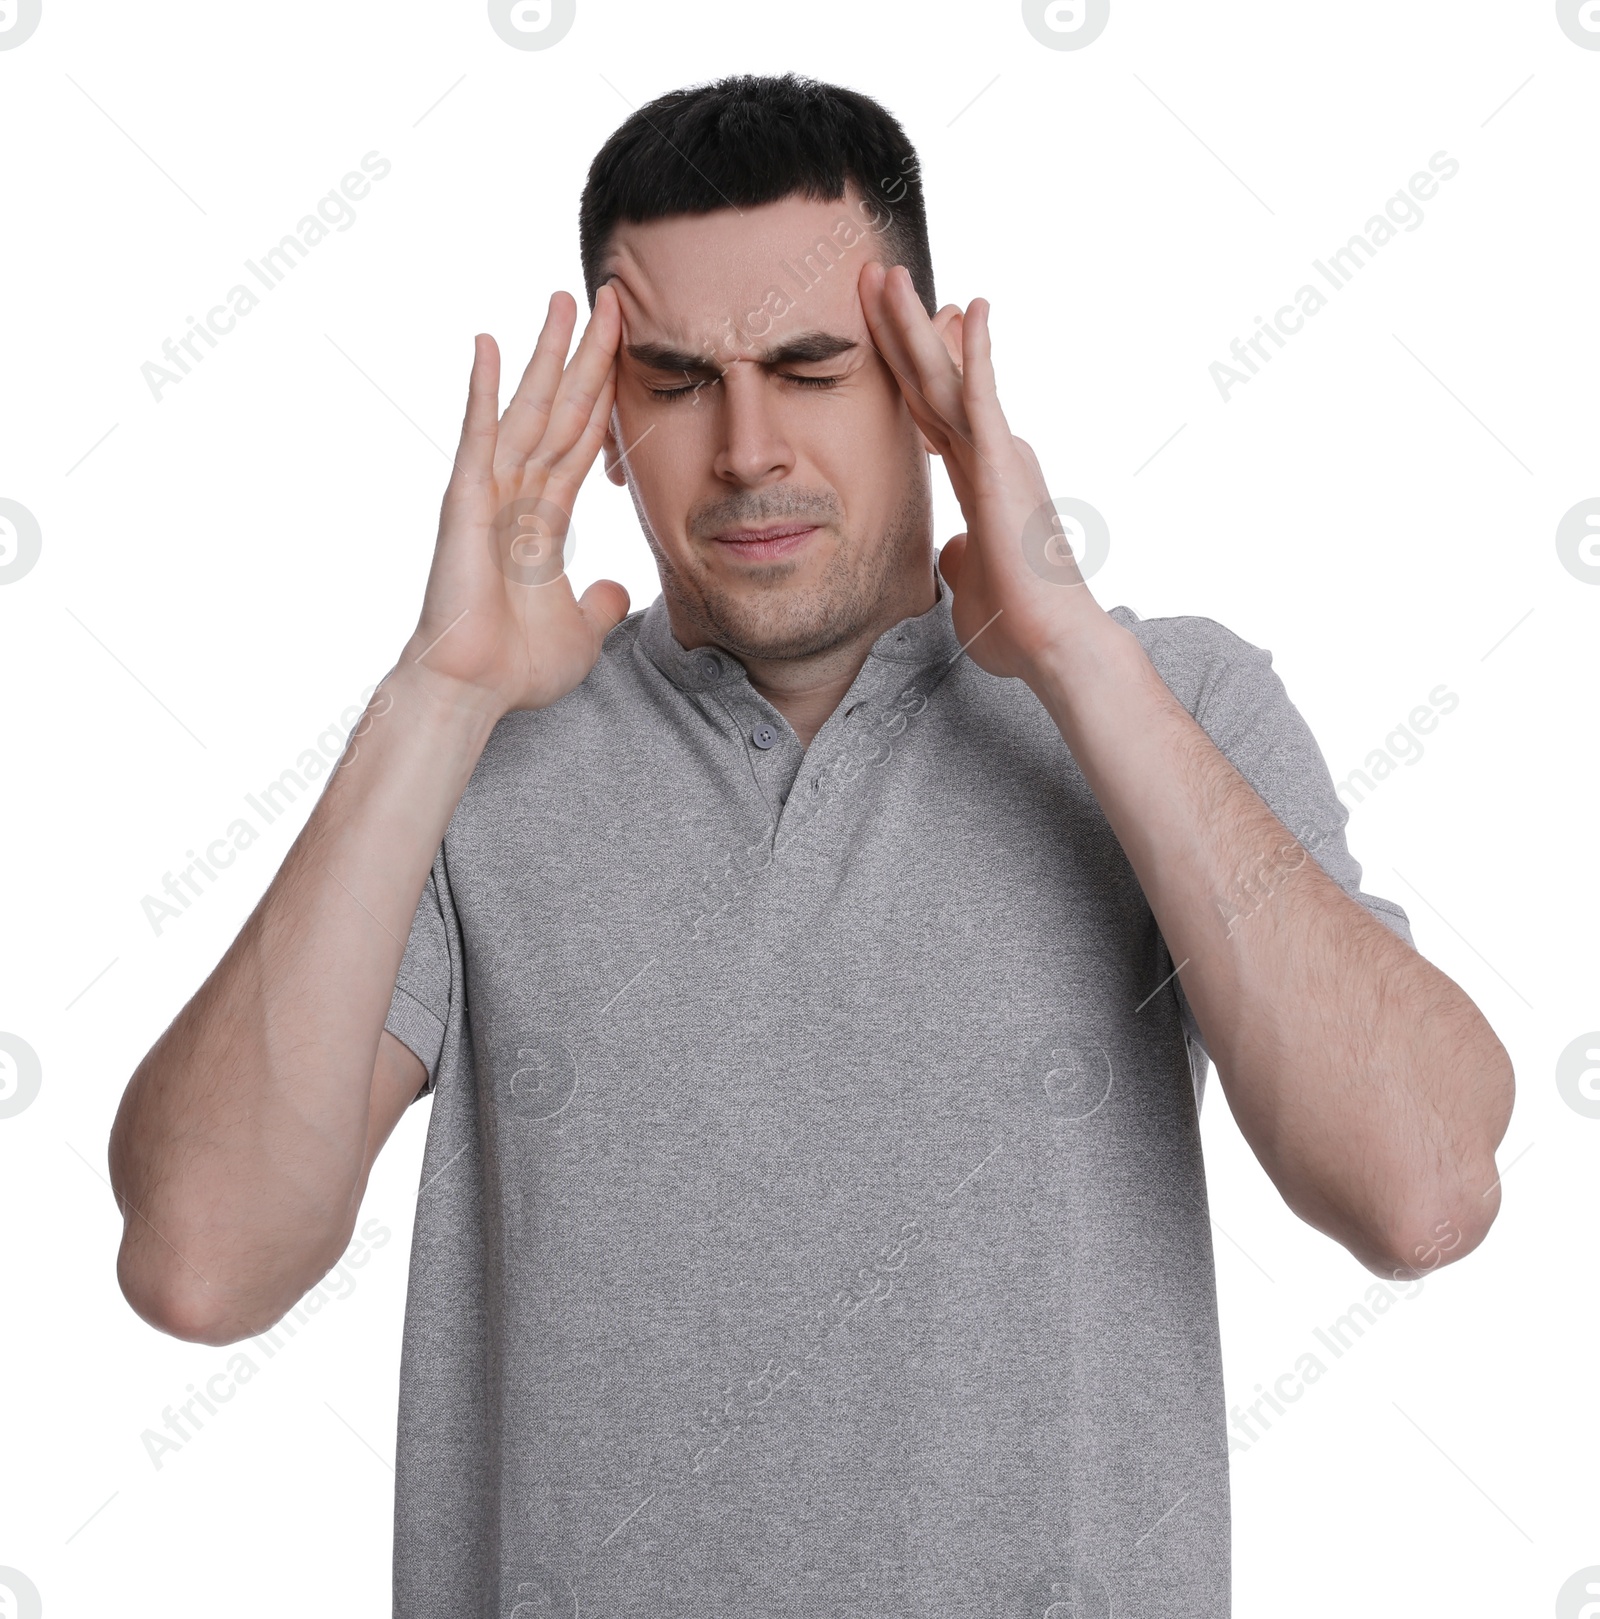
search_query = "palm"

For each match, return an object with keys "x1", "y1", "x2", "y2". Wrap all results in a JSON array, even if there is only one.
[
  {"x1": 858, "y1": 262, "x2": 1103, "y2": 684},
  {"x1": 404, "y1": 287, "x2": 630, "y2": 715}
]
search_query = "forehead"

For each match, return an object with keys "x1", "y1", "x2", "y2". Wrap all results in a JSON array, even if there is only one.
[{"x1": 599, "y1": 189, "x2": 881, "y2": 353}]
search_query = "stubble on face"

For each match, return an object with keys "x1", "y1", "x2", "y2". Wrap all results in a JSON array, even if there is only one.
[{"x1": 651, "y1": 467, "x2": 930, "y2": 664}]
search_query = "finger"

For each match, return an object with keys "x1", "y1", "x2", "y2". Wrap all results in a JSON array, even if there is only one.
[
  {"x1": 860, "y1": 263, "x2": 933, "y2": 420},
  {"x1": 884, "y1": 265, "x2": 968, "y2": 432},
  {"x1": 528, "y1": 282, "x2": 623, "y2": 476},
  {"x1": 959, "y1": 299, "x2": 1016, "y2": 468},
  {"x1": 859, "y1": 261, "x2": 915, "y2": 378},
  {"x1": 870, "y1": 267, "x2": 979, "y2": 464},
  {"x1": 860, "y1": 265, "x2": 960, "y2": 457},
  {"x1": 494, "y1": 292, "x2": 579, "y2": 472},
  {"x1": 543, "y1": 358, "x2": 618, "y2": 510},
  {"x1": 451, "y1": 333, "x2": 502, "y2": 490},
  {"x1": 1013, "y1": 435, "x2": 1048, "y2": 496}
]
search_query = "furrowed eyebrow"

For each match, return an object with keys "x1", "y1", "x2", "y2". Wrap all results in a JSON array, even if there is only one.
[{"x1": 626, "y1": 332, "x2": 859, "y2": 377}]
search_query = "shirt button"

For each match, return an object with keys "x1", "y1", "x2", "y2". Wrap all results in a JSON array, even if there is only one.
[
  {"x1": 752, "y1": 722, "x2": 777, "y2": 750},
  {"x1": 698, "y1": 652, "x2": 722, "y2": 679}
]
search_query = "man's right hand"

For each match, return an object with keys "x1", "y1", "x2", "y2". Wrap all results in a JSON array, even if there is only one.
[
  {"x1": 399, "y1": 284, "x2": 630, "y2": 718},
  {"x1": 107, "y1": 288, "x2": 636, "y2": 1346}
]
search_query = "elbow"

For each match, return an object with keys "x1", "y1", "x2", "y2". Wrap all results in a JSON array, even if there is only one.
[
  {"x1": 1362, "y1": 1208, "x2": 1488, "y2": 1283},
  {"x1": 117, "y1": 1248, "x2": 217, "y2": 1345},
  {"x1": 1362, "y1": 1157, "x2": 1507, "y2": 1282},
  {"x1": 1370, "y1": 1036, "x2": 1516, "y2": 1280},
  {"x1": 114, "y1": 1213, "x2": 358, "y2": 1348},
  {"x1": 116, "y1": 1245, "x2": 264, "y2": 1348}
]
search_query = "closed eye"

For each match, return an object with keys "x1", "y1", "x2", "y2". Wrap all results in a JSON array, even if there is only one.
[{"x1": 646, "y1": 374, "x2": 844, "y2": 401}]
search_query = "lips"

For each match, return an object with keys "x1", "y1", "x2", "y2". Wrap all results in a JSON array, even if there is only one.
[{"x1": 708, "y1": 523, "x2": 820, "y2": 560}]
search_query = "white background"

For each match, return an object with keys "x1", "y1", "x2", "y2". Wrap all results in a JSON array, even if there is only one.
[{"x1": 1, "y1": 2, "x2": 1596, "y2": 1615}]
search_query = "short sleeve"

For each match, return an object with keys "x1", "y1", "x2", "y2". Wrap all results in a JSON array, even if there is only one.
[
  {"x1": 384, "y1": 849, "x2": 459, "y2": 1103},
  {"x1": 1116, "y1": 610, "x2": 1416, "y2": 1071}
]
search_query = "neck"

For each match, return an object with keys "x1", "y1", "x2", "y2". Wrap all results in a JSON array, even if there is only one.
[{"x1": 678, "y1": 565, "x2": 941, "y2": 751}]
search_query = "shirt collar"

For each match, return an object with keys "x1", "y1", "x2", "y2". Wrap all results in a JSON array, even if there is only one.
[{"x1": 636, "y1": 565, "x2": 961, "y2": 693}]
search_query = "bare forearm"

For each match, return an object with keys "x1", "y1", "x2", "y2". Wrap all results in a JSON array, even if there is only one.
[
  {"x1": 1027, "y1": 616, "x2": 1513, "y2": 1271},
  {"x1": 108, "y1": 659, "x2": 501, "y2": 1336}
]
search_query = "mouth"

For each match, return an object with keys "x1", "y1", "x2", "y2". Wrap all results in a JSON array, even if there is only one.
[{"x1": 708, "y1": 523, "x2": 821, "y2": 561}]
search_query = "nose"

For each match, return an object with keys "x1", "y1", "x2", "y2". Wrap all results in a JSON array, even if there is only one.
[{"x1": 711, "y1": 360, "x2": 795, "y2": 488}]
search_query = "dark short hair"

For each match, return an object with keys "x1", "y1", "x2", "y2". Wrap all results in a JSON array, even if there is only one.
[{"x1": 578, "y1": 71, "x2": 935, "y2": 321}]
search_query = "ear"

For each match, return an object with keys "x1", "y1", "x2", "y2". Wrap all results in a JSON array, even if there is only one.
[
  {"x1": 931, "y1": 302, "x2": 965, "y2": 372},
  {"x1": 915, "y1": 303, "x2": 967, "y2": 455},
  {"x1": 600, "y1": 412, "x2": 627, "y2": 487}
]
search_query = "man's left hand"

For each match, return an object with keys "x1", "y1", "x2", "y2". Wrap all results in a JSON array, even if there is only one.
[{"x1": 857, "y1": 259, "x2": 1115, "y2": 686}]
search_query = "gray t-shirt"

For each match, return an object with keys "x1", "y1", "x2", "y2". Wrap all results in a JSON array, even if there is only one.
[{"x1": 382, "y1": 573, "x2": 1411, "y2": 1618}]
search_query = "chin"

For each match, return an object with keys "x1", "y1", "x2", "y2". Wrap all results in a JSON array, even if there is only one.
[{"x1": 719, "y1": 594, "x2": 867, "y2": 662}]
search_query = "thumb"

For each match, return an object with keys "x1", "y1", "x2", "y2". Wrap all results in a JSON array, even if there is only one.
[
  {"x1": 938, "y1": 533, "x2": 969, "y2": 589},
  {"x1": 576, "y1": 577, "x2": 631, "y2": 640}
]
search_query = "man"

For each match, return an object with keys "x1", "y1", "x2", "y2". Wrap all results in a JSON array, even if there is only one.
[{"x1": 109, "y1": 72, "x2": 1513, "y2": 1618}]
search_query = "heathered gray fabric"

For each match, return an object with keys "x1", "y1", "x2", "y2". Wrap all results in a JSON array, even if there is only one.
[{"x1": 383, "y1": 572, "x2": 1413, "y2": 1618}]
